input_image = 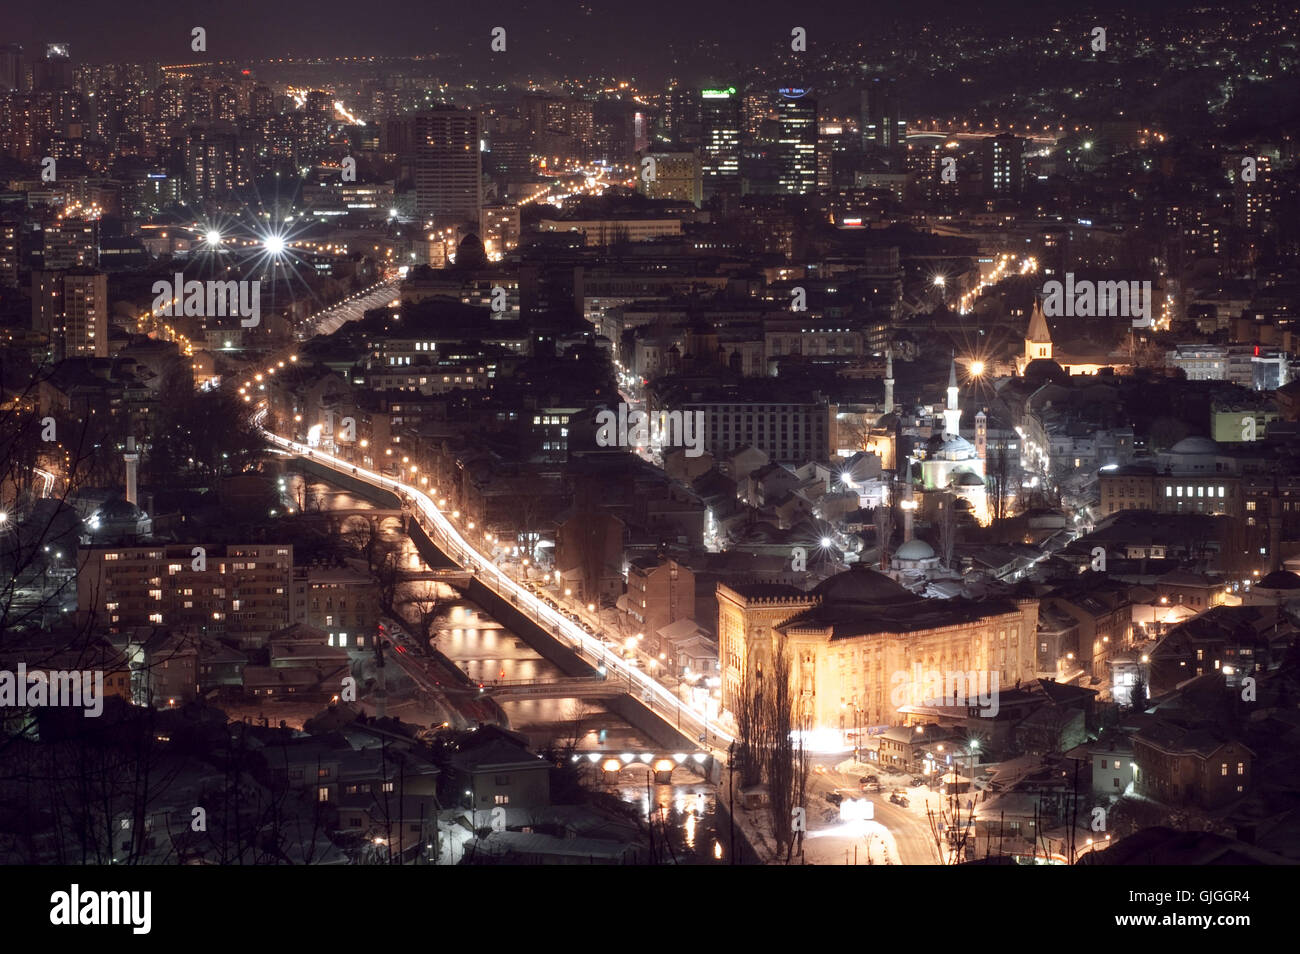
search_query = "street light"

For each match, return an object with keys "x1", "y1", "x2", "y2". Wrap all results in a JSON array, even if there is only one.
[{"x1": 842, "y1": 702, "x2": 862, "y2": 762}]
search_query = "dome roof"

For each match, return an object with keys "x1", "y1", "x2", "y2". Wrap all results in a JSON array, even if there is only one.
[
  {"x1": 1257, "y1": 570, "x2": 1300, "y2": 590},
  {"x1": 1169, "y1": 436, "x2": 1217, "y2": 455},
  {"x1": 813, "y1": 563, "x2": 910, "y2": 604},
  {"x1": 97, "y1": 495, "x2": 144, "y2": 521},
  {"x1": 895, "y1": 539, "x2": 936, "y2": 561},
  {"x1": 932, "y1": 436, "x2": 977, "y2": 460},
  {"x1": 952, "y1": 470, "x2": 985, "y2": 487}
]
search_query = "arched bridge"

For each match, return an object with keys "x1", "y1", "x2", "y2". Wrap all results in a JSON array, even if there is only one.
[
  {"x1": 571, "y1": 750, "x2": 717, "y2": 782},
  {"x1": 320, "y1": 508, "x2": 409, "y2": 536}
]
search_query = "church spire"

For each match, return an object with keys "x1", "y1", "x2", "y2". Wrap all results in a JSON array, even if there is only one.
[{"x1": 1025, "y1": 296, "x2": 1053, "y2": 363}]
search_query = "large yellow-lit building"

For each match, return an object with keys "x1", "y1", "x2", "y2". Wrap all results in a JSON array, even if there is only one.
[{"x1": 717, "y1": 565, "x2": 1039, "y2": 733}]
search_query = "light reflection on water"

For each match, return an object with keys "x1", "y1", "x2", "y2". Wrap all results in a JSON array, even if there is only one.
[{"x1": 607, "y1": 778, "x2": 722, "y2": 864}]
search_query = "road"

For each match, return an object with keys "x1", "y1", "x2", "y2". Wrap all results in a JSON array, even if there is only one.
[
  {"x1": 259, "y1": 423, "x2": 733, "y2": 755},
  {"x1": 226, "y1": 278, "x2": 399, "y2": 407},
  {"x1": 802, "y1": 762, "x2": 941, "y2": 865},
  {"x1": 298, "y1": 278, "x2": 400, "y2": 340}
]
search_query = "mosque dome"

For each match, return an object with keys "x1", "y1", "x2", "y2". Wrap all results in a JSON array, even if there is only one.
[{"x1": 895, "y1": 539, "x2": 936, "y2": 562}]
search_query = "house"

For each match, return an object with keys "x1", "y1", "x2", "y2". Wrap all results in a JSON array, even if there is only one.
[
  {"x1": 623, "y1": 557, "x2": 695, "y2": 639},
  {"x1": 1153, "y1": 569, "x2": 1228, "y2": 613},
  {"x1": 1131, "y1": 720, "x2": 1253, "y2": 809},
  {"x1": 726, "y1": 444, "x2": 769, "y2": 480},
  {"x1": 123, "y1": 629, "x2": 197, "y2": 712},
  {"x1": 448, "y1": 725, "x2": 551, "y2": 812},
  {"x1": 744, "y1": 462, "x2": 801, "y2": 508},
  {"x1": 1080, "y1": 826, "x2": 1293, "y2": 865},
  {"x1": 198, "y1": 641, "x2": 248, "y2": 692},
  {"x1": 1065, "y1": 735, "x2": 1135, "y2": 799},
  {"x1": 1147, "y1": 605, "x2": 1290, "y2": 693},
  {"x1": 877, "y1": 724, "x2": 955, "y2": 773}
]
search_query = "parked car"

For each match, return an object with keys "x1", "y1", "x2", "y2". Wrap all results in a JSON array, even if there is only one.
[
  {"x1": 889, "y1": 792, "x2": 909, "y2": 807},
  {"x1": 883, "y1": 763, "x2": 903, "y2": 774},
  {"x1": 910, "y1": 776, "x2": 927, "y2": 787},
  {"x1": 826, "y1": 791, "x2": 843, "y2": 807},
  {"x1": 865, "y1": 781, "x2": 882, "y2": 793}
]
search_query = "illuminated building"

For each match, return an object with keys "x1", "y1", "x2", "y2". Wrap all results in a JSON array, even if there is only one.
[
  {"x1": 775, "y1": 90, "x2": 817, "y2": 195},
  {"x1": 700, "y1": 86, "x2": 741, "y2": 198},
  {"x1": 717, "y1": 566, "x2": 1039, "y2": 731}
]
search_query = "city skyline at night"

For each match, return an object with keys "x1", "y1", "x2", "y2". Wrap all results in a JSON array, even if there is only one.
[{"x1": 0, "y1": 1, "x2": 1294, "y2": 928}]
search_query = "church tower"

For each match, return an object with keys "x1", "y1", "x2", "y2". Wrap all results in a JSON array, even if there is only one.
[
  {"x1": 974, "y1": 409, "x2": 987, "y2": 460},
  {"x1": 943, "y1": 356, "x2": 961, "y2": 439},
  {"x1": 1025, "y1": 297, "x2": 1053, "y2": 365}
]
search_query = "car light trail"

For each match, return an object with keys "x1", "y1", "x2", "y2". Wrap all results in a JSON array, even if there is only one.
[{"x1": 258, "y1": 423, "x2": 734, "y2": 750}]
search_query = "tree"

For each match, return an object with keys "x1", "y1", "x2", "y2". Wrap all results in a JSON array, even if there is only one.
[
  {"x1": 936, "y1": 492, "x2": 958, "y2": 568},
  {"x1": 404, "y1": 584, "x2": 442, "y2": 649},
  {"x1": 791, "y1": 692, "x2": 811, "y2": 863},
  {"x1": 874, "y1": 502, "x2": 896, "y2": 571},
  {"x1": 1129, "y1": 677, "x2": 1148, "y2": 712},
  {"x1": 765, "y1": 635, "x2": 796, "y2": 859},
  {"x1": 376, "y1": 551, "x2": 401, "y2": 617},
  {"x1": 735, "y1": 662, "x2": 762, "y2": 788},
  {"x1": 986, "y1": 438, "x2": 1016, "y2": 527}
]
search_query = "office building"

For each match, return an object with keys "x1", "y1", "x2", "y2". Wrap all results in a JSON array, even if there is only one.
[
  {"x1": 637, "y1": 149, "x2": 702, "y2": 206},
  {"x1": 981, "y1": 133, "x2": 1024, "y2": 196},
  {"x1": 700, "y1": 87, "x2": 742, "y2": 199},
  {"x1": 412, "y1": 107, "x2": 483, "y2": 230},
  {"x1": 775, "y1": 90, "x2": 817, "y2": 195},
  {"x1": 861, "y1": 77, "x2": 906, "y2": 155}
]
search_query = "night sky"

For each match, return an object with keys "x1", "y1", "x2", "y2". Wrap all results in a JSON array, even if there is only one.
[{"x1": 12, "y1": 0, "x2": 1215, "y2": 69}]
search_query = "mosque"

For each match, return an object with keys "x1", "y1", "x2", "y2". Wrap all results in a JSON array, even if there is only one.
[{"x1": 913, "y1": 359, "x2": 988, "y2": 523}]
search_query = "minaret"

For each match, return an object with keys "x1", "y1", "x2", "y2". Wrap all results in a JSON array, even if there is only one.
[
  {"x1": 903, "y1": 460, "x2": 916, "y2": 543},
  {"x1": 975, "y1": 410, "x2": 987, "y2": 461},
  {"x1": 943, "y1": 356, "x2": 961, "y2": 439},
  {"x1": 883, "y1": 348, "x2": 895, "y2": 414},
  {"x1": 124, "y1": 436, "x2": 139, "y2": 505}
]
